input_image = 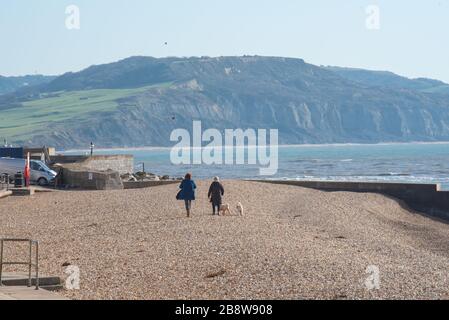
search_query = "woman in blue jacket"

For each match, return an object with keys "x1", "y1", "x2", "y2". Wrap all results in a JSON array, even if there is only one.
[{"x1": 178, "y1": 173, "x2": 197, "y2": 217}]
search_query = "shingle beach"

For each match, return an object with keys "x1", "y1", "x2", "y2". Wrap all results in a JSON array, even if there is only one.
[{"x1": 1, "y1": 181, "x2": 449, "y2": 300}]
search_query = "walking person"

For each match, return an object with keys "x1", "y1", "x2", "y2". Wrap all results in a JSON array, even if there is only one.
[
  {"x1": 208, "y1": 176, "x2": 224, "y2": 215},
  {"x1": 177, "y1": 173, "x2": 196, "y2": 218},
  {"x1": 54, "y1": 165, "x2": 64, "y2": 189}
]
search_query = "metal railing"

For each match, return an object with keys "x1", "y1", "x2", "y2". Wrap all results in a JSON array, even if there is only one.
[
  {"x1": 0, "y1": 173, "x2": 10, "y2": 191},
  {"x1": 0, "y1": 239, "x2": 39, "y2": 290}
]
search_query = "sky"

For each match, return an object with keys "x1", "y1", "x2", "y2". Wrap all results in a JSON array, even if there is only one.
[{"x1": 1, "y1": 0, "x2": 449, "y2": 82}]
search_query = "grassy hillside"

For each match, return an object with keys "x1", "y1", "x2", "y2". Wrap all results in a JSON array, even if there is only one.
[
  {"x1": 0, "y1": 75, "x2": 56, "y2": 95},
  {"x1": 3, "y1": 56, "x2": 449, "y2": 149},
  {"x1": 0, "y1": 83, "x2": 171, "y2": 141}
]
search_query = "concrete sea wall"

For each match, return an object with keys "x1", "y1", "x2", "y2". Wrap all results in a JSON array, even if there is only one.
[
  {"x1": 79, "y1": 155, "x2": 134, "y2": 175},
  {"x1": 123, "y1": 181, "x2": 179, "y2": 189},
  {"x1": 52, "y1": 155, "x2": 134, "y2": 175},
  {"x1": 255, "y1": 180, "x2": 449, "y2": 221},
  {"x1": 52, "y1": 154, "x2": 134, "y2": 190},
  {"x1": 63, "y1": 168, "x2": 124, "y2": 190}
]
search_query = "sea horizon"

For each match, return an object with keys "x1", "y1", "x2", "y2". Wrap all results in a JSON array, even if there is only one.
[
  {"x1": 59, "y1": 140, "x2": 449, "y2": 153},
  {"x1": 61, "y1": 141, "x2": 449, "y2": 190}
]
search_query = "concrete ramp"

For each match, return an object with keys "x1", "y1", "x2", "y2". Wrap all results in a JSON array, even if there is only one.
[
  {"x1": 0, "y1": 286, "x2": 68, "y2": 300},
  {"x1": 0, "y1": 190, "x2": 12, "y2": 199},
  {"x1": 1, "y1": 272, "x2": 63, "y2": 291}
]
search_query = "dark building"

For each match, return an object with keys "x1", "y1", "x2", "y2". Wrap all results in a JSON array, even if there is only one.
[{"x1": 0, "y1": 147, "x2": 24, "y2": 159}]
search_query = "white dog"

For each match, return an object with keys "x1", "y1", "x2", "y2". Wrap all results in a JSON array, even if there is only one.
[
  {"x1": 219, "y1": 203, "x2": 232, "y2": 216},
  {"x1": 236, "y1": 202, "x2": 244, "y2": 216}
]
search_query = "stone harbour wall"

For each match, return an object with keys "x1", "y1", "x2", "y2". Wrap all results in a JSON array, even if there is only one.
[
  {"x1": 75, "y1": 155, "x2": 134, "y2": 175},
  {"x1": 62, "y1": 168, "x2": 124, "y2": 190},
  {"x1": 254, "y1": 180, "x2": 449, "y2": 221}
]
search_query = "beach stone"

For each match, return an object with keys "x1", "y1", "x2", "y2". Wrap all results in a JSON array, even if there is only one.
[{"x1": 1, "y1": 180, "x2": 449, "y2": 300}]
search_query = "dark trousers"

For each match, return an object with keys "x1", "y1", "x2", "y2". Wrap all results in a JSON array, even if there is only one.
[{"x1": 212, "y1": 202, "x2": 221, "y2": 215}]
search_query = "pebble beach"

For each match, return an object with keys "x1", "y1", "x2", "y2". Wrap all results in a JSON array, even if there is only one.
[{"x1": 1, "y1": 180, "x2": 449, "y2": 300}]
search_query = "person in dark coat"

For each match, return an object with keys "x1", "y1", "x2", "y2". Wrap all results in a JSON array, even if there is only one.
[
  {"x1": 208, "y1": 176, "x2": 224, "y2": 215},
  {"x1": 54, "y1": 165, "x2": 64, "y2": 189},
  {"x1": 178, "y1": 173, "x2": 196, "y2": 217}
]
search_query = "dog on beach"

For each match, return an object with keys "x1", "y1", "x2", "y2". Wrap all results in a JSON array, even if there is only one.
[
  {"x1": 219, "y1": 203, "x2": 232, "y2": 216},
  {"x1": 236, "y1": 202, "x2": 244, "y2": 216}
]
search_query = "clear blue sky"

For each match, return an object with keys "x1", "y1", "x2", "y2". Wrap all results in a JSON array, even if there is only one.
[{"x1": 1, "y1": 0, "x2": 449, "y2": 82}]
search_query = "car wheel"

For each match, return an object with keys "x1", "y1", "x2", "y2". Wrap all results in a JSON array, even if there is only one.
[{"x1": 37, "y1": 178, "x2": 48, "y2": 186}]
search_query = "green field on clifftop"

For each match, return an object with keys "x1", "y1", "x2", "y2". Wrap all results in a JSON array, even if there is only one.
[{"x1": 0, "y1": 83, "x2": 171, "y2": 141}]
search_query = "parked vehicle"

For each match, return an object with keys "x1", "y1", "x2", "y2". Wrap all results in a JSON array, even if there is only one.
[{"x1": 0, "y1": 158, "x2": 57, "y2": 186}]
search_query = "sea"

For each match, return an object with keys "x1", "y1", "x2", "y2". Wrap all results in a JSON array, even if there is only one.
[{"x1": 63, "y1": 142, "x2": 449, "y2": 190}]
